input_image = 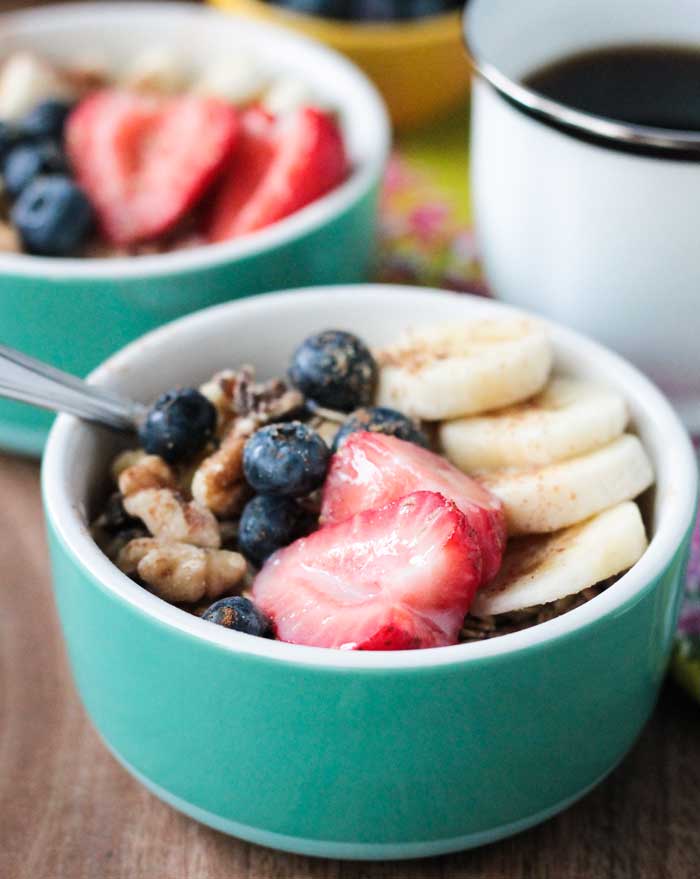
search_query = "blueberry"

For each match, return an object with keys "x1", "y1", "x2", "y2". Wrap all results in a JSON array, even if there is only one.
[
  {"x1": 2, "y1": 140, "x2": 68, "y2": 197},
  {"x1": 332, "y1": 406, "x2": 429, "y2": 451},
  {"x1": 288, "y1": 330, "x2": 377, "y2": 412},
  {"x1": 243, "y1": 421, "x2": 330, "y2": 497},
  {"x1": 348, "y1": 0, "x2": 401, "y2": 20},
  {"x1": 348, "y1": 0, "x2": 458, "y2": 18},
  {"x1": 202, "y1": 596, "x2": 273, "y2": 637},
  {"x1": 268, "y1": 0, "x2": 458, "y2": 19},
  {"x1": 403, "y1": 0, "x2": 460, "y2": 18},
  {"x1": 138, "y1": 388, "x2": 217, "y2": 463},
  {"x1": 273, "y1": 0, "x2": 349, "y2": 15},
  {"x1": 11, "y1": 175, "x2": 94, "y2": 256},
  {"x1": 20, "y1": 99, "x2": 73, "y2": 141},
  {"x1": 239, "y1": 495, "x2": 316, "y2": 564}
]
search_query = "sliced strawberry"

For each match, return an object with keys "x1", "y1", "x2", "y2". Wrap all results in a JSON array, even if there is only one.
[
  {"x1": 207, "y1": 106, "x2": 349, "y2": 242},
  {"x1": 66, "y1": 89, "x2": 239, "y2": 245},
  {"x1": 205, "y1": 107, "x2": 276, "y2": 243},
  {"x1": 321, "y1": 432, "x2": 507, "y2": 585},
  {"x1": 252, "y1": 491, "x2": 482, "y2": 651}
]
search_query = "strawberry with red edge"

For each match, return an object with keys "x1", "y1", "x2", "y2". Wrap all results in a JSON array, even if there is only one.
[
  {"x1": 321, "y1": 431, "x2": 507, "y2": 585},
  {"x1": 207, "y1": 105, "x2": 349, "y2": 242},
  {"x1": 206, "y1": 107, "x2": 276, "y2": 244},
  {"x1": 252, "y1": 490, "x2": 482, "y2": 650},
  {"x1": 66, "y1": 89, "x2": 239, "y2": 245}
]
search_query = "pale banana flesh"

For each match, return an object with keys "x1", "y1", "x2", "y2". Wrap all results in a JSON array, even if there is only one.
[
  {"x1": 376, "y1": 319, "x2": 552, "y2": 420},
  {"x1": 471, "y1": 502, "x2": 648, "y2": 617},
  {"x1": 439, "y1": 377, "x2": 629, "y2": 472},
  {"x1": 481, "y1": 433, "x2": 654, "y2": 536},
  {"x1": 373, "y1": 320, "x2": 655, "y2": 625}
]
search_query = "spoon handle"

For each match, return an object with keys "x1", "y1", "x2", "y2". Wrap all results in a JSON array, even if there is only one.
[{"x1": 0, "y1": 344, "x2": 147, "y2": 432}]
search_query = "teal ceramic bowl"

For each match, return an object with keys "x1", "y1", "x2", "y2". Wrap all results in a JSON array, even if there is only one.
[
  {"x1": 0, "y1": 2, "x2": 389, "y2": 456},
  {"x1": 42, "y1": 287, "x2": 697, "y2": 860}
]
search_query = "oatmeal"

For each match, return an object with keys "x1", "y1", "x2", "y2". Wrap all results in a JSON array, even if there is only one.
[
  {"x1": 92, "y1": 321, "x2": 653, "y2": 649},
  {"x1": 0, "y1": 48, "x2": 348, "y2": 257}
]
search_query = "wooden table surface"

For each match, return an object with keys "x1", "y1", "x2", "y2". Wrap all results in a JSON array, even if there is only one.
[{"x1": 1, "y1": 452, "x2": 700, "y2": 879}]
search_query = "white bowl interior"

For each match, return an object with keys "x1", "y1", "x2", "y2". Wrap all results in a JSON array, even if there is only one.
[
  {"x1": 43, "y1": 286, "x2": 698, "y2": 668},
  {"x1": 0, "y1": 2, "x2": 389, "y2": 278}
]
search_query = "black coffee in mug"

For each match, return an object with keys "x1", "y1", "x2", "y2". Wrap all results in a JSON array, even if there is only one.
[{"x1": 524, "y1": 45, "x2": 700, "y2": 132}]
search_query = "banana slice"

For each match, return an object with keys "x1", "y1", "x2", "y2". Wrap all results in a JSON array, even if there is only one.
[
  {"x1": 471, "y1": 502, "x2": 648, "y2": 617},
  {"x1": 376, "y1": 319, "x2": 552, "y2": 420},
  {"x1": 440, "y1": 378, "x2": 628, "y2": 472},
  {"x1": 121, "y1": 47, "x2": 188, "y2": 94},
  {"x1": 262, "y1": 77, "x2": 317, "y2": 116},
  {"x1": 0, "y1": 52, "x2": 74, "y2": 120},
  {"x1": 193, "y1": 55, "x2": 266, "y2": 105},
  {"x1": 483, "y1": 433, "x2": 654, "y2": 535}
]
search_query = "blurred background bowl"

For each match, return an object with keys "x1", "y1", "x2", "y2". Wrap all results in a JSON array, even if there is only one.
[
  {"x1": 0, "y1": 1, "x2": 389, "y2": 456},
  {"x1": 209, "y1": 0, "x2": 470, "y2": 130}
]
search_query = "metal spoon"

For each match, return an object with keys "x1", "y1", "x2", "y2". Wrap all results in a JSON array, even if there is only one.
[{"x1": 0, "y1": 344, "x2": 147, "y2": 433}]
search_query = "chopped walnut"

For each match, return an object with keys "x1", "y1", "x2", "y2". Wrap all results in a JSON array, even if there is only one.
[
  {"x1": 200, "y1": 369, "x2": 241, "y2": 434},
  {"x1": 118, "y1": 454, "x2": 176, "y2": 497},
  {"x1": 199, "y1": 365, "x2": 303, "y2": 436},
  {"x1": 112, "y1": 449, "x2": 147, "y2": 482},
  {"x1": 191, "y1": 427, "x2": 248, "y2": 517},
  {"x1": 118, "y1": 538, "x2": 246, "y2": 603},
  {"x1": 123, "y1": 488, "x2": 221, "y2": 548},
  {"x1": 0, "y1": 220, "x2": 20, "y2": 253},
  {"x1": 234, "y1": 371, "x2": 304, "y2": 423},
  {"x1": 174, "y1": 449, "x2": 211, "y2": 499}
]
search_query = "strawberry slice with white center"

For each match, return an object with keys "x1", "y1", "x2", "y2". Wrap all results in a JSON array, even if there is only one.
[
  {"x1": 321, "y1": 431, "x2": 506, "y2": 585},
  {"x1": 253, "y1": 491, "x2": 482, "y2": 650},
  {"x1": 207, "y1": 105, "x2": 349, "y2": 242},
  {"x1": 66, "y1": 89, "x2": 239, "y2": 245}
]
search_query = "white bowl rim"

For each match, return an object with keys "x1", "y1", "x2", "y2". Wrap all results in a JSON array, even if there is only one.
[
  {"x1": 42, "y1": 285, "x2": 699, "y2": 670},
  {"x1": 0, "y1": 1, "x2": 390, "y2": 280}
]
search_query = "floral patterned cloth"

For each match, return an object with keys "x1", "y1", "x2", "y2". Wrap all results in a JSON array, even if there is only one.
[
  {"x1": 378, "y1": 152, "x2": 700, "y2": 702},
  {"x1": 377, "y1": 155, "x2": 487, "y2": 296}
]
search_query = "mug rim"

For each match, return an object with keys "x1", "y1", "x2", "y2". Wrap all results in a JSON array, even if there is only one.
[
  {"x1": 462, "y1": 0, "x2": 700, "y2": 158},
  {"x1": 0, "y1": 1, "x2": 390, "y2": 279},
  {"x1": 41, "y1": 285, "x2": 699, "y2": 670}
]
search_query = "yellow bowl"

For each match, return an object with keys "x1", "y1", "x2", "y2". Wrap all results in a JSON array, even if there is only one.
[{"x1": 209, "y1": 0, "x2": 470, "y2": 131}]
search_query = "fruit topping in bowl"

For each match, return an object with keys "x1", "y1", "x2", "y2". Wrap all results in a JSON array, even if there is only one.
[
  {"x1": 253, "y1": 490, "x2": 482, "y2": 649},
  {"x1": 92, "y1": 320, "x2": 654, "y2": 651},
  {"x1": 321, "y1": 431, "x2": 506, "y2": 584},
  {"x1": 0, "y1": 49, "x2": 349, "y2": 257}
]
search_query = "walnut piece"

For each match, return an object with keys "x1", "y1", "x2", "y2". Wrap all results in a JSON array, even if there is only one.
[
  {"x1": 118, "y1": 538, "x2": 246, "y2": 603},
  {"x1": 199, "y1": 366, "x2": 304, "y2": 436},
  {"x1": 118, "y1": 454, "x2": 176, "y2": 497},
  {"x1": 123, "y1": 488, "x2": 221, "y2": 548},
  {"x1": 0, "y1": 220, "x2": 20, "y2": 252},
  {"x1": 200, "y1": 369, "x2": 241, "y2": 434},
  {"x1": 191, "y1": 428, "x2": 248, "y2": 517},
  {"x1": 112, "y1": 449, "x2": 147, "y2": 482}
]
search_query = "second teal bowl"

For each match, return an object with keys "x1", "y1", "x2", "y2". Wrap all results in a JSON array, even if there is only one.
[
  {"x1": 42, "y1": 287, "x2": 698, "y2": 860},
  {"x1": 0, "y1": 2, "x2": 390, "y2": 455}
]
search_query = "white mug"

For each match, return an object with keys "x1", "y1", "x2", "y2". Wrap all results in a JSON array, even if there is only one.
[{"x1": 465, "y1": 0, "x2": 700, "y2": 429}]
